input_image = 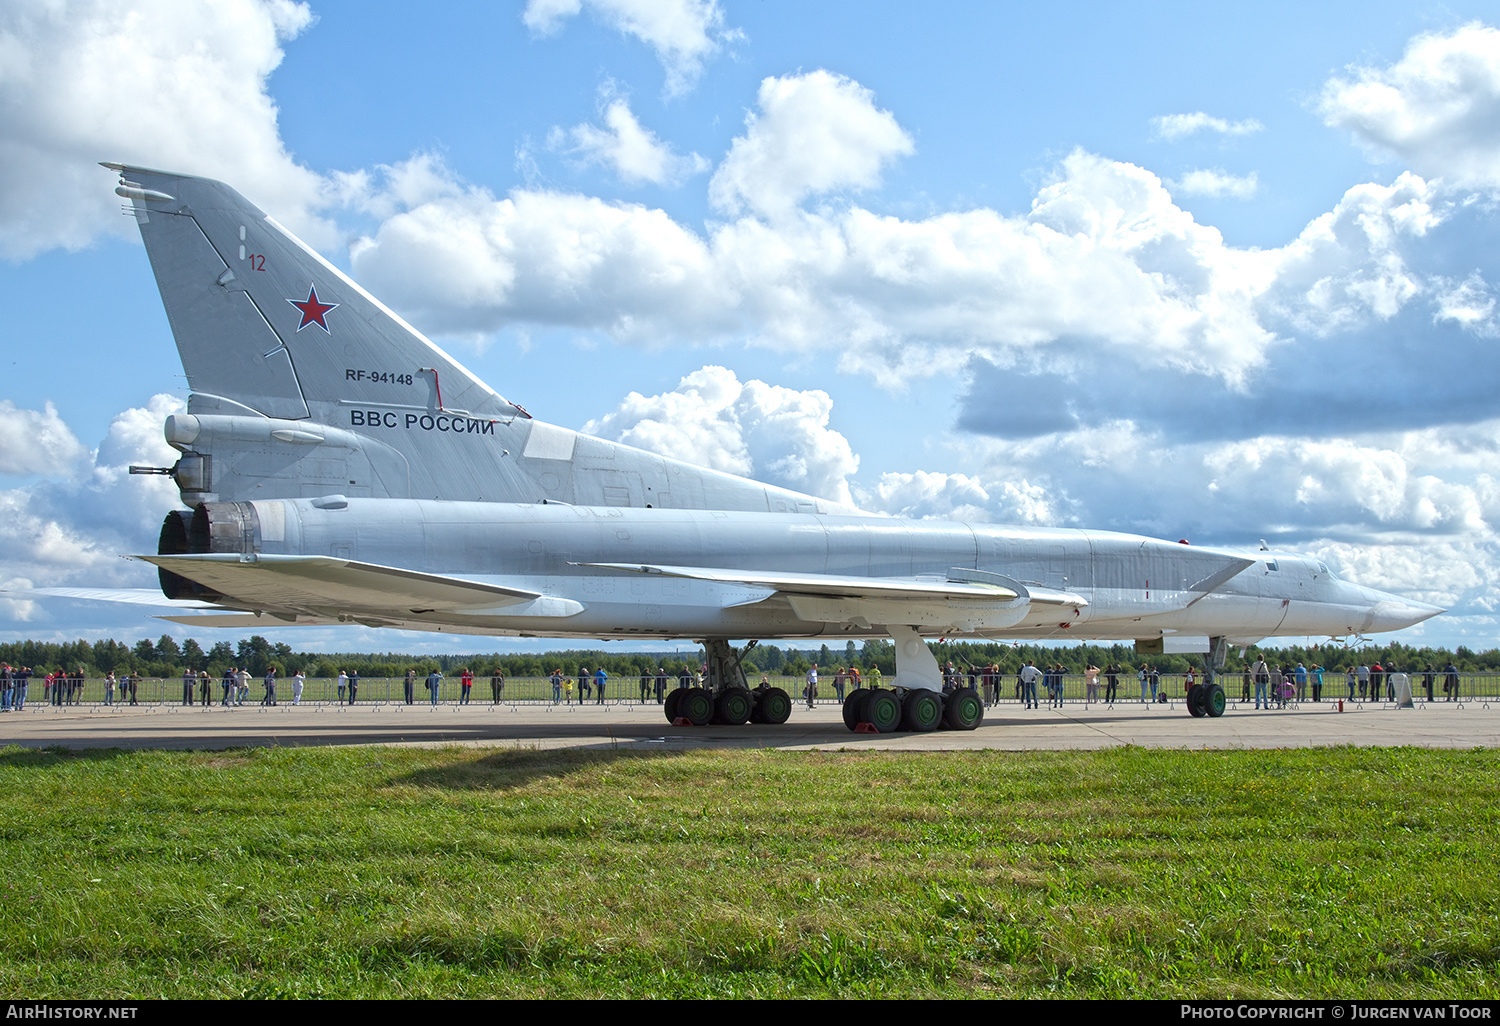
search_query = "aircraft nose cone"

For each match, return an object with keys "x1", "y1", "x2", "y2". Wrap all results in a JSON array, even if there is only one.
[{"x1": 1367, "y1": 598, "x2": 1446, "y2": 633}]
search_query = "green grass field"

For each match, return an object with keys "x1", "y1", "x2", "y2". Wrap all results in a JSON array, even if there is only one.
[{"x1": 0, "y1": 744, "x2": 1495, "y2": 998}]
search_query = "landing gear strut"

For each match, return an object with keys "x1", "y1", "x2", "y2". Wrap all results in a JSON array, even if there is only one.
[
  {"x1": 841, "y1": 626, "x2": 983, "y2": 734},
  {"x1": 667, "y1": 639, "x2": 790, "y2": 727},
  {"x1": 1185, "y1": 636, "x2": 1229, "y2": 718}
]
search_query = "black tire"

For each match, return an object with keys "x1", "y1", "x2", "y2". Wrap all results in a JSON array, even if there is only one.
[
  {"x1": 716, "y1": 687, "x2": 753, "y2": 725},
  {"x1": 679, "y1": 688, "x2": 713, "y2": 726},
  {"x1": 842, "y1": 688, "x2": 868, "y2": 731},
  {"x1": 1205, "y1": 683, "x2": 1226, "y2": 718},
  {"x1": 757, "y1": 687, "x2": 792, "y2": 725},
  {"x1": 863, "y1": 688, "x2": 901, "y2": 732},
  {"x1": 664, "y1": 688, "x2": 684, "y2": 722},
  {"x1": 901, "y1": 689, "x2": 943, "y2": 732},
  {"x1": 1186, "y1": 684, "x2": 1207, "y2": 717},
  {"x1": 943, "y1": 687, "x2": 984, "y2": 730}
]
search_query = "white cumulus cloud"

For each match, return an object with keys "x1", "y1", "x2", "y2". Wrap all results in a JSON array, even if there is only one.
[
  {"x1": 1152, "y1": 112, "x2": 1264, "y2": 140},
  {"x1": 0, "y1": 394, "x2": 184, "y2": 623},
  {"x1": 0, "y1": 401, "x2": 87, "y2": 475},
  {"x1": 1172, "y1": 169, "x2": 1260, "y2": 199},
  {"x1": 522, "y1": 0, "x2": 736, "y2": 96},
  {"x1": 551, "y1": 98, "x2": 708, "y2": 186},
  {"x1": 1320, "y1": 22, "x2": 1500, "y2": 190},
  {"x1": 0, "y1": 0, "x2": 330, "y2": 259},
  {"x1": 708, "y1": 70, "x2": 914, "y2": 219},
  {"x1": 583, "y1": 365, "x2": 860, "y2": 504}
]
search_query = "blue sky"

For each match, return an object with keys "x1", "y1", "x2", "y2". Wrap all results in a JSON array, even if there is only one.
[{"x1": 3, "y1": 0, "x2": 1500, "y2": 654}]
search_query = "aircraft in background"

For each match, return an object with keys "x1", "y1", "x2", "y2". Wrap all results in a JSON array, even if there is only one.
[{"x1": 55, "y1": 164, "x2": 1443, "y2": 732}]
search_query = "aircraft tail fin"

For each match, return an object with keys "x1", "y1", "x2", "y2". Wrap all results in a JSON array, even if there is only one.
[{"x1": 103, "y1": 163, "x2": 526, "y2": 424}]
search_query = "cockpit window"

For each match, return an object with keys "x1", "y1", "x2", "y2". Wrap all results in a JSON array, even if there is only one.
[
  {"x1": 1265, "y1": 560, "x2": 1279, "y2": 572},
  {"x1": 1317, "y1": 561, "x2": 1337, "y2": 579}
]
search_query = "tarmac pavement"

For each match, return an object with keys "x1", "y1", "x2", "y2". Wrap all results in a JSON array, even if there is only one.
[{"x1": 2, "y1": 695, "x2": 1497, "y2": 753}]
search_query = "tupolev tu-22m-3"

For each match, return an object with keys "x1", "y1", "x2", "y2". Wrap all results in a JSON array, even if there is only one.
[{"x1": 78, "y1": 162, "x2": 1441, "y2": 733}]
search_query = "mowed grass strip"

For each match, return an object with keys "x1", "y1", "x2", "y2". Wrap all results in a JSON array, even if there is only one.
[{"x1": 0, "y1": 744, "x2": 1495, "y2": 998}]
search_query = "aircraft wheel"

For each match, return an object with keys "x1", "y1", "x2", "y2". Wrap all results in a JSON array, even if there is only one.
[
  {"x1": 716, "y1": 687, "x2": 753, "y2": 726},
  {"x1": 842, "y1": 688, "x2": 869, "y2": 731},
  {"x1": 943, "y1": 687, "x2": 984, "y2": 731},
  {"x1": 664, "y1": 688, "x2": 684, "y2": 722},
  {"x1": 679, "y1": 688, "x2": 714, "y2": 726},
  {"x1": 1186, "y1": 684, "x2": 1207, "y2": 717},
  {"x1": 1205, "y1": 683, "x2": 1227, "y2": 718},
  {"x1": 900, "y1": 689, "x2": 943, "y2": 732},
  {"x1": 757, "y1": 687, "x2": 792, "y2": 725},
  {"x1": 863, "y1": 689, "x2": 901, "y2": 733}
]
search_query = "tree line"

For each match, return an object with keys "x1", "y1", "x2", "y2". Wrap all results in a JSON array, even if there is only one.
[{"x1": 0, "y1": 635, "x2": 1491, "y2": 680}]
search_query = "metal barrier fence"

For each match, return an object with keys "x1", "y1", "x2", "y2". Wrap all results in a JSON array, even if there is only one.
[{"x1": 4, "y1": 672, "x2": 1499, "y2": 708}]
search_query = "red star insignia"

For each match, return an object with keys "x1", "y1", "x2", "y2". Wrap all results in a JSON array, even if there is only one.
[{"x1": 287, "y1": 284, "x2": 339, "y2": 333}]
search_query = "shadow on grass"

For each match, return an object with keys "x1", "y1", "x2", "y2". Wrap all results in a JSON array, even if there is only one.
[
  {"x1": 388, "y1": 745, "x2": 691, "y2": 791},
  {"x1": 0, "y1": 744, "x2": 136, "y2": 769}
]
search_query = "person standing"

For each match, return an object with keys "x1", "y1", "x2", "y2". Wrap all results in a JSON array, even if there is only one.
[
  {"x1": 1357, "y1": 663, "x2": 1370, "y2": 701},
  {"x1": 1444, "y1": 661, "x2": 1460, "y2": 701},
  {"x1": 237, "y1": 667, "x2": 251, "y2": 705},
  {"x1": 1251, "y1": 656, "x2": 1270, "y2": 710},
  {"x1": 833, "y1": 667, "x2": 846, "y2": 702},
  {"x1": 805, "y1": 664, "x2": 818, "y2": 709},
  {"x1": 262, "y1": 667, "x2": 277, "y2": 706},
  {"x1": 347, "y1": 669, "x2": 359, "y2": 705},
  {"x1": 403, "y1": 668, "x2": 416, "y2": 705},
  {"x1": 1311, "y1": 664, "x2": 1324, "y2": 703},
  {"x1": 426, "y1": 668, "x2": 442, "y2": 706},
  {"x1": 594, "y1": 666, "x2": 607, "y2": 705},
  {"x1": 104, "y1": 671, "x2": 115, "y2": 707},
  {"x1": 1422, "y1": 665, "x2": 1435, "y2": 702},
  {"x1": 182, "y1": 668, "x2": 195, "y2": 706},
  {"x1": 578, "y1": 666, "x2": 591, "y2": 704},
  {"x1": 459, "y1": 667, "x2": 473, "y2": 705},
  {"x1": 640, "y1": 670, "x2": 652, "y2": 704},
  {"x1": 550, "y1": 669, "x2": 562, "y2": 704},
  {"x1": 198, "y1": 670, "x2": 211, "y2": 706},
  {"x1": 126, "y1": 671, "x2": 138, "y2": 706},
  {"x1": 1019, "y1": 661, "x2": 1040, "y2": 710},
  {"x1": 491, "y1": 668, "x2": 505, "y2": 704},
  {"x1": 655, "y1": 667, "x2": 667, "y2": 704},
  {"x1": 291, "y1": 670, "x2": 305, "y2": 706},
  {"x1": 337, "y1": 671, "x2": 348, "y2": 704}
]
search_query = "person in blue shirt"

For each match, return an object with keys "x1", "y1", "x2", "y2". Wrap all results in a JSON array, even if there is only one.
[
  {"x1": 426, "y1": 668, "x2": 443, "y2": 706},
  {"x1": 594, "y1": 666, "x2": 607, "y2": 705}
]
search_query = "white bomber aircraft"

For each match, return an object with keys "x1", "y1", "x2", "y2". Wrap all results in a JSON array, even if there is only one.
[{"x1": 78, "y1": 163, "x2": 1441, "y2": 732}]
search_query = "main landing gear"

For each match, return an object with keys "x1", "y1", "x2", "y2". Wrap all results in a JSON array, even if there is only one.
[
  {"x1": 665, "y1": 639, "x2": 792, "y2": 727},
  {"x1": 1185, "y1": 635, "x2": 1229, "y2": 719},
  {"x1": 841, "y1": 626, "x2": 983, "y2": 734}
]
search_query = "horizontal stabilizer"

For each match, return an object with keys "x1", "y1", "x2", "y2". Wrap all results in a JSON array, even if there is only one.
[
  {"x1": 5, "y1": 586, "x2": 218, "y2": 609},
  {"x1": 134, "y1": 553, "x2": 542, "y2": 617}
]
